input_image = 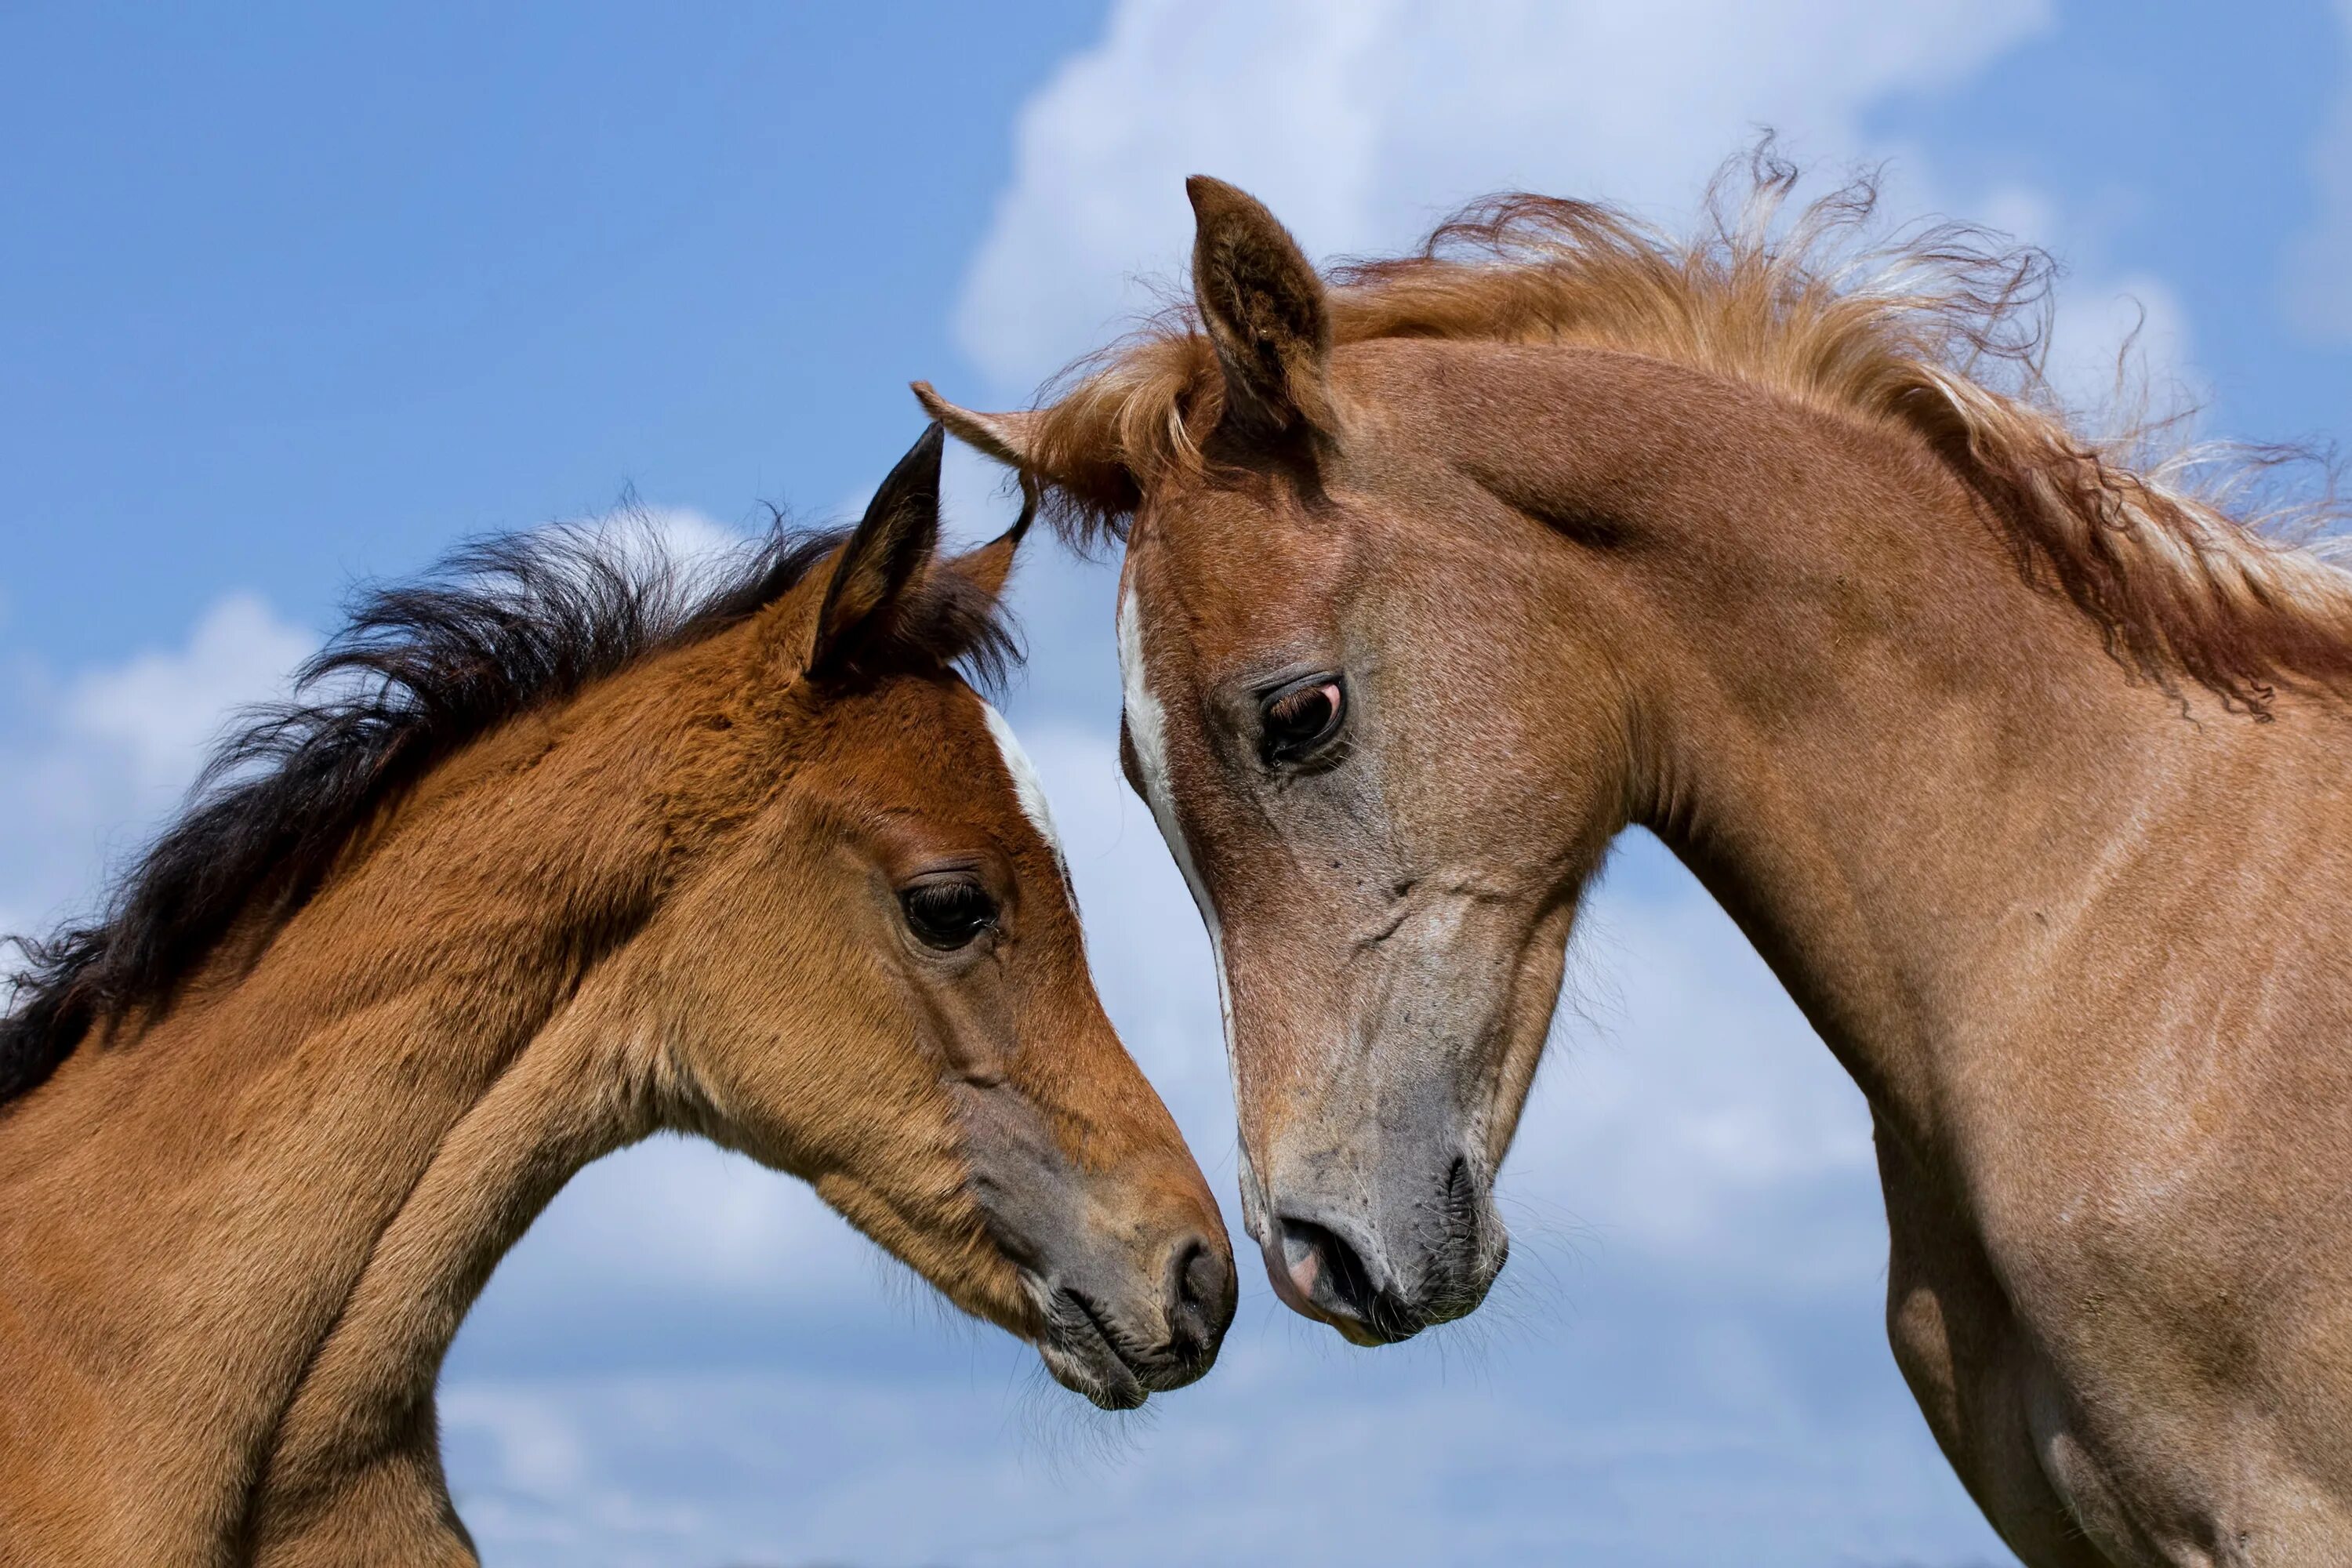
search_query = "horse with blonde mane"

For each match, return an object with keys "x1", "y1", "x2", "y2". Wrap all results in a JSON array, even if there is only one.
[
  {"x1": 921, "y1": 158, "x2": 2352, "y2": 1566},
  {"x1": 0, "y1": 426, "x2": 1236, "y2": 1567}
]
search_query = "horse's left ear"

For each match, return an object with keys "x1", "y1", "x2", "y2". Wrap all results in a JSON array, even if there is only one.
[
  {"x1": 808, "y1": 423, "x2": 944, "y2": 678},
  {"x1": 1187, "y1": 175, "x2": 1335, "y2": 444},
  {"x1": 938, "y1": 474, "x2": 1037, "y2": 604}
]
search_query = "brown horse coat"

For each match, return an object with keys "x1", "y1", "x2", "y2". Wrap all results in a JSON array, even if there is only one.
[
  {"x1": 0, "y1": 430, "x2": 1233, "y2": 1566},
  {"x1": 923, "y1": 164, "x2": 2352, "y2": 1566}
]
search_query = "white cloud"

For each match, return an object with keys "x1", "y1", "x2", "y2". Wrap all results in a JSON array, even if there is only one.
[
  {"x1": 2285, "y1": 2, "x2": 2352, "y2": 344},
  {"x1": 575, "y1": 499, "x2": 746, "y2": 572},
  {"x1": 1970, "y1": 183, "x2": 2198, "y2": 422},
  {"x1": 63, "y1": 593, "x2": 314, "y2": 797},
  {"x1": 1515, "y1": 851, "x2": 1877, "y2": 1284},
  {"x1": 956, "y1": 0, "x2": 2056, "y2": 392},
  {"x1": 441, "y1": 1385, "x2": 593, "y2": 1498},
  {"x1": 953, "y1": 0, "x2": 2205, "y2": 458},
  {"x1": 439, "y1": 1334, "x2": 2004, "y2": 1567},
  {"x1": 0, "y1": 592, "x2": 315, "y2": 940},
  {"x1": 0, "y1": 509, "x2": 748, "y2": 947},
  {"x1": 0, "y1": 503, "x2": 763, "y2": 938}
]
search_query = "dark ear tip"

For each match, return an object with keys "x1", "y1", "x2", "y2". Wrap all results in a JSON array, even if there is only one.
[
  {"x1": 851, "y1": 423, "x2": 948, "y2": 543},
  {"x1": 877, "y1": 421, "x2": 946, "y2": 495},
  {"x1": 1185, "y1": 173, "x2": 1244, "y2": 216},
  {"x1": 1008, "y1": 472, "x2": 1040, "y2": 542}
]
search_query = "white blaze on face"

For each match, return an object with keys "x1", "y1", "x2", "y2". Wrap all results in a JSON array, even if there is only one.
[
  {"x1": 978, "y1": 700, "x2": 1072, "y2": 895},
  {"x1": 1120, "y1": 577, "x2": 1264, "y2": 1229},
  {"x1": 1116, "y1": 580, "x2": 1216, "y2": 940}
]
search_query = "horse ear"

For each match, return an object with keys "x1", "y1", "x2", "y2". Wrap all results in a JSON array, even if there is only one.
[
  {"x1": 939, "y1": 473, "x2": 1036, "y2": 604},
  {"x1": 913, "y1": 382, "x2": 1047, "y2": 471},
  {"x1": 915, "y1": 382, "x2": 1146, "y2": 525},
  {"x1": 1186, "y1": 175, "x2": 1334, "y2": 443},
  {"x1": 808, "y1": 423, "x2": 944, "y2": 678}
]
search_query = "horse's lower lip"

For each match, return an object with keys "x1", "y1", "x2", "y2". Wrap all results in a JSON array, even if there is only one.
[{"x1": 1040, "y1": 1292, "x2": 1150, "y2": 1410}]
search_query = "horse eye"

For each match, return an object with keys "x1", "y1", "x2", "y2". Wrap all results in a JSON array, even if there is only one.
[
  {"x1": 900, "y1": 879, "x2": 998, "y2": 949},
  {"x1": 1260, "y1": 677, "x2": 1346, "y2": 767}
]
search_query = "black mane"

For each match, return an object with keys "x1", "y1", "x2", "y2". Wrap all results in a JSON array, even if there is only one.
[{"x1": 1, "y1": 513, "x2": 1018, "y2": 1105}]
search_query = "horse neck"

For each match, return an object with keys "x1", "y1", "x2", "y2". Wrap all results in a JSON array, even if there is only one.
[
  {"x1": 245, "y1": 949, "x2": 657, "y2": 1553},
  {"x1": 0, "y1": 673, "x2": 689, "y2": 1558},
  {"x1": 1546, "y1": 376, "x2": 2296, "y2": 1152}
]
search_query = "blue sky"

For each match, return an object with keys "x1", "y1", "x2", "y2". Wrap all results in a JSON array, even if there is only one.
[{"x1": 5, "y1": 4, "x2": 2349, "y2": 1565}]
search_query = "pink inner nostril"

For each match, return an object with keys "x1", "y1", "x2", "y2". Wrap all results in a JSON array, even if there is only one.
[
  {"x1": 1273, "y1": 1225, "x2": 1328, "y2": 1313},
  {"x1": 1287, "y1": 1247, "x2": 1323, "y2": 1301}
]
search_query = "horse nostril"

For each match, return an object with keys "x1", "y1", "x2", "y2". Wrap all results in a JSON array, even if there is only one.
[
  {"x1": 1164, "y1": 1236, "x2": 1236, "y2": 1364},
  {"x1": 1276, "y1": 1216, "x2": 1381, "y2": 1326}
]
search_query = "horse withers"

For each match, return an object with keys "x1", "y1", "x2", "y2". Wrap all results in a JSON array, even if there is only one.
[
  {"x1": 923, "y1": 163, "x2": 2352, "y2": 1566},
  {"x1": 0, "y1": 426, "x2": 1235, "y2": 1566}
]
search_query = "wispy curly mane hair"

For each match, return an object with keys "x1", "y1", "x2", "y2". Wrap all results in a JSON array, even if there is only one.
[
  {"x1": 0, "y1": 517, "x2": 1018, "y2": 1105},
  {"x1": 1022, "y1": 150, "x2": 2349, "y2": 717}
]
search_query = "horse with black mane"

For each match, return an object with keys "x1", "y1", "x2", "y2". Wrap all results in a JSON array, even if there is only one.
[{"x1": 0, "y1": 427, "x2": 1236, "y2": 1566}]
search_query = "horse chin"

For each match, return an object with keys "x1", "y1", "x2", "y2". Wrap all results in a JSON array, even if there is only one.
[{"x1": 1036, "y1": 1316, "x2": 1151, "y2": 1411}]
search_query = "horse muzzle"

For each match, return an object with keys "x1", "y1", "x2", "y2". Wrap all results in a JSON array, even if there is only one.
[
  {"x1": 1257, "y1": 1145, "x2": 1507, "y2": 1345},
  {"x1": 1031, "y1": 1233, "x2": 1236, "y2": 1408}
]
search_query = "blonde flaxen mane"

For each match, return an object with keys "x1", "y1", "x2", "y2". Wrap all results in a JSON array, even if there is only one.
[{"x1": 1018, "y1": 151, "x2": 2349, "y2": 717}]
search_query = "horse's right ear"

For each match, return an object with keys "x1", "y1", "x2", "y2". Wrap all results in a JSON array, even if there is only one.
[
  {"x1": 912, "y1": 383, "x2": 1047, "y2": 473},
  {"x1": 806, "y1": 424, "x2": 944, "y2": 679},
  {"x1": 1186, "y1": 175, "x2": 1334, "y2": 445},
  {"x1": 939, "y1": 474, "x2": 1036, "y2": 605}
]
